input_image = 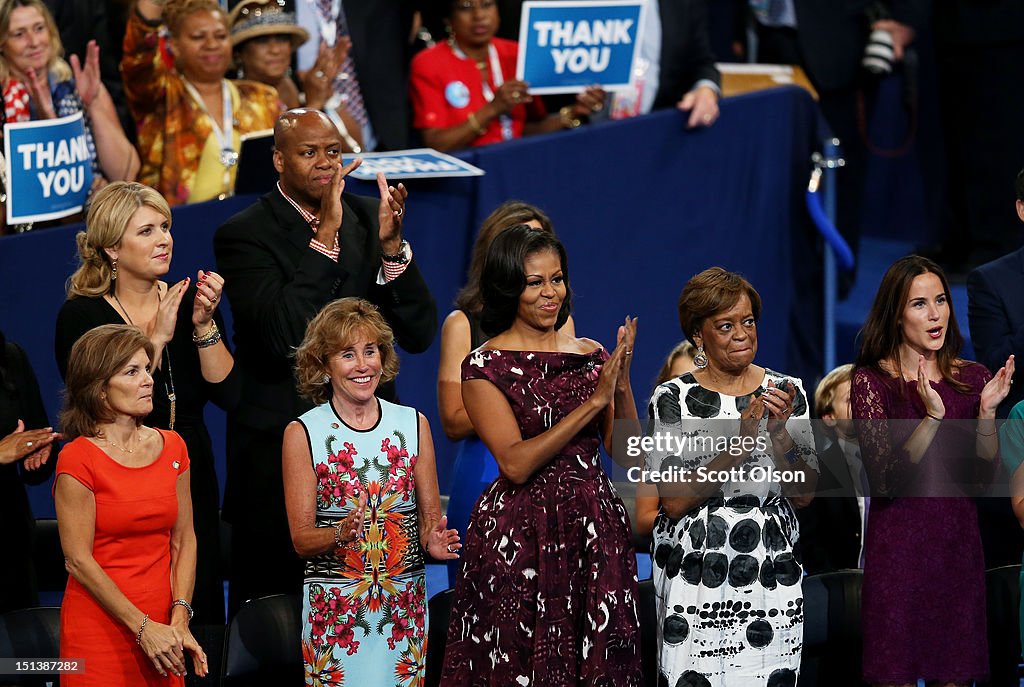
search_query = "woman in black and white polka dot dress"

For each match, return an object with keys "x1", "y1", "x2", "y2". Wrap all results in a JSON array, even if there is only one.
[{"x1": 640, "y1": 268, "x2": 817, "y2": 687}]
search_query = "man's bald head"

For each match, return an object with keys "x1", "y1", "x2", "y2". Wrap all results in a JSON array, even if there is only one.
[
  {"x1": 273, "y1": 108, "x2": 339, "y2": 151},
  {"x1": 272, "y1": 108, "x2": 345, "y2": 209}
]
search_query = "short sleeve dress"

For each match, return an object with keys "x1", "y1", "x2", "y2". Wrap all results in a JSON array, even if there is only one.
[
  {"x1": 852, "y1": 364, "x2": 993, "y2": 683},
  {"x1": 441, "y1": 347, "x2": 642, "y2": 686},
  {"x1": 296, "y1": 398, "x2": 427, "y2": 687},
  {"x1": 645, "y1": 369, "x2": 816, "y2": 687},
  {"x1": 56, "y1": 430, "x2": 190, "y2": 687}
]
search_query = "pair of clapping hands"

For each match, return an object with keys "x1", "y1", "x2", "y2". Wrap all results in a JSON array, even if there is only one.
[{"x1": 334, "y1": 491, "x2": 461, "y2": 559}]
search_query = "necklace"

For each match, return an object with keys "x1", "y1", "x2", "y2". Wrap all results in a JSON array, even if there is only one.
[
  {"x1": 102, "y1": 427, "x2": 140, "y2": 454},
  {"x1": 112, "y1": 288, "x2": 177, "y2": 429}
]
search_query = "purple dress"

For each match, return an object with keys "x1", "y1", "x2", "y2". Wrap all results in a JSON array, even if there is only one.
[
  {"x1": 852, "y1": 364, "x2": 994, "y2": 683},
  {"x1": 441, "y1": 348, "x2": 642, "y2": 686}
]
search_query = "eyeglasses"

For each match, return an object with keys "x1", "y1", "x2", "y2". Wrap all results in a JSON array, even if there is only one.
[{"x1": 454, "y1": 0, "x2": 496, "y2": 13}]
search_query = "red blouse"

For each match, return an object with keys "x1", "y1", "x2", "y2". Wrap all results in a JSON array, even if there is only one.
[{"x1": 409, "y1": 38, "x2": 547, "y2": 147}]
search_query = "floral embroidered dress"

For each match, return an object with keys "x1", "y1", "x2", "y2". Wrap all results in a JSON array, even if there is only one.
[{"x1": 296, "y1": 398, "x2": 427, "y2": 687}]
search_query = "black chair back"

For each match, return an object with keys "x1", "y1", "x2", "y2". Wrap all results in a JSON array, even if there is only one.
[
  {"x1": 425, "y1": 588, "x2": 454, "y2": 687},
  {"x1": 0, "y1": 607, "x2": 60, "y2": 687},
  {"x1": 221, "y1": 593, "x2": 302, "y2": 686},
  {"x1": 31, "y1": 519, "x2": 68, "y2": 593},
  {"x1": 800, "y1": 569, "x2": 865, "y2": 686},
  {"x1": 985, "y1": 563, "x2": 1022, "y2": 686}
]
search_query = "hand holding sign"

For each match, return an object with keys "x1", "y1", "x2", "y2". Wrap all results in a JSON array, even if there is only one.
[
  {"x1": 570, "y1": 85, "x2": 607, "y2": 118},
  {"x1": 490, "y1": 80, "x2": 534, "y2": 115}
]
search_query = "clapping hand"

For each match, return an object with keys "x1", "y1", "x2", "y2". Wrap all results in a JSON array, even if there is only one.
[
  {"x1": 614, "y1": 317, "x2": 637, "y2": 394},
  {"x1": 980, "y1": 354, "x2": 1015, "y2": 419},
  {"x1": 335, "y1": 491, "x2": 368, "y2": 548},
  {"x1": 153, "y1": 278, "x2": 190, "y2": 349},
  {"x1": 24, "y1": 67, "x2": 56, "y2": 119},
  {"x1": 301, "y1": 39, "x2": 351, "y2": 110},
  {"x1": 762, "y1": 379, "x2": 795, "y2": 437},
  {"x1": 0, "y1": 419, "x2": 60, "y2": 466},
  {"x1": 317, "y1": 158, "x2": 363, "y2": 241},
  {"x1": 376, "y1": 172, "x2": 408, "y2": 253},
  {"x1": 191, "y1": 270, "x2": 224, "y2": 332},
  {"x1": 70, "y1": 40, "x2": 102, "y2": 109},
  {"x1": 425, "y1": 515, "x2": 461, "y2": 560},
  {"x1": 915, "y1": 355, "x2": 945, "y2": 420}
]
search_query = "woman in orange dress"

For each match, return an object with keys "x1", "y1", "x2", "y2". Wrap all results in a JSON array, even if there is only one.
[{"x1": 54, "y1": 324, "x2": 208, "y2": 685}]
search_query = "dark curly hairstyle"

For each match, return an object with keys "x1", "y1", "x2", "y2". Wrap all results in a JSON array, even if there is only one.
[{"x1": 479, "y1": 224, "x2": 571, "y2": 335}]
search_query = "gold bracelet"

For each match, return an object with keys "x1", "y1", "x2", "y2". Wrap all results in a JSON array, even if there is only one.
[
  {"x1": 559, "y1": 106, "x2": 582, "y2": 129},
  {"x1": 467, "y1": 111, "x2": 487, "y2": 136}
]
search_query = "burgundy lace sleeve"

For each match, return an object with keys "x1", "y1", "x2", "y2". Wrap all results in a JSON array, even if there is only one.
[{"x1": 851, "y1": 367, "x2": 917, "y2": 496}]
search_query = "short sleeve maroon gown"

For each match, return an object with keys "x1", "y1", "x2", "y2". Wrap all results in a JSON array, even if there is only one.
[
  {"x1": 852, "y1": 363, "x2": 994, "y2": 684},
  {"x1": 441, "y1": 348, "x2": 642, "y2": 686}
]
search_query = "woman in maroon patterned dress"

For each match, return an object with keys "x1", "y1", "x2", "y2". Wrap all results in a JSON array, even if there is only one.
[
  {"x1": 853, "y1": 255, "x2": 1014, "y2": 686},
  {"x1": 440, "y1": 224, "x2": 642, "y2": 685}
]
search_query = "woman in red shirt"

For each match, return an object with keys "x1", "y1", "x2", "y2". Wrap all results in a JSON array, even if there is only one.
[{"x1": 410, "y1": 0, "x2": 605, "y2": 151}]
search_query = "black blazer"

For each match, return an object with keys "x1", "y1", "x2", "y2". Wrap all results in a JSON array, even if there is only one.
[
  {"x1": 213, "y1": 189, "x2": 438, "y2": 431},
  {"x1": 967, "y1": 246, "x2": 1024, "y2": 419},
  {"x1": 792, "y1": 0, "x2": 928, "y2": 91},
  {"x1": 796, "y1": 440, "x2": 863, "y2": 574}
]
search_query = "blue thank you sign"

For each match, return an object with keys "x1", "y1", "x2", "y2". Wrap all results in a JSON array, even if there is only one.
[
  {"x1": 346, "y1": 149, "x2": 485, "y2": 181},
  {"x1": 4, "y1": 111, "x2": 94, "y2": 224},
  {"x1": 516, "y1": 0, "x2": 646, "y2": 94}
]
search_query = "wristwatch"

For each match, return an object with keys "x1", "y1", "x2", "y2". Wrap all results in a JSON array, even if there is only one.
[{"x1": 381, "y1": 240, "x2": 411, "y2": 265}]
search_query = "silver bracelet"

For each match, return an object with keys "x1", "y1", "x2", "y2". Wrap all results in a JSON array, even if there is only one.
[
  {"x1": 192, "y1": 321, "x2": 221, "y2": 348},
  {"x1": 135, "y1": 614, "x2": 149, "y2": 645},
  {"x1": 171, "y1": 598, "x2": 194, "y2": 622}
]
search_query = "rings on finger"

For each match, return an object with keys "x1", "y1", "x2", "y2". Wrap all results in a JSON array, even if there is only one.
[
  {"x1": 512, "y1": 91, "x2": 521, "y2": 102},
  {"x1": 591, "y1": 102, "x2": 602, "y2": 113},
  {"x1": 447, "y1": 544, "x2": 455, "y2": 554},
  {"x1": 26, "y1": 441, "x2": 33, "y2": 448},
  {"x1": 395, "y1": 206, "x2": 404, "y2": 218},
  {"x1": 314, "y1": 70, "x2": 325, "y2": 79},
  {"x1": 702, "y1": 114, "x2": 712, "y2": 123}
]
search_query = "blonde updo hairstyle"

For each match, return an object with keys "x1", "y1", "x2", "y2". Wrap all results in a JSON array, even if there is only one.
[
  {"x1": 294, "y1": 298, "x2": 400, "y2": 405},
  {"x1": 60, "y1": 324, "x2": 154, "y2": 440},
  {"x1": 163, "y1": 0, "x2": 226, "y2": 36},
  {"x1": 67, "y1": 182, "x2": 171, "y2": 299},
  {"x1": 0, "y1": 0, "x2": 70, "y2": 84}
]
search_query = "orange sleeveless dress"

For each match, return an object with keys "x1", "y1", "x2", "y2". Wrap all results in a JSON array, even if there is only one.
[{"x1": 56, "y1": 429, "x2": 190, "y2": 686}]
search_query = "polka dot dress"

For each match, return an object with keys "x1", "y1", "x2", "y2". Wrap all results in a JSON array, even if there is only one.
[{"x1": 646, "y1": 369, "x2": 816, "y2": 687}]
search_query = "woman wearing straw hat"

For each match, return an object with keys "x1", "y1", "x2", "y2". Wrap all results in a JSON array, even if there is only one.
[{"x1": 228, "y1": 0, "x2": 363, "y2": 152}]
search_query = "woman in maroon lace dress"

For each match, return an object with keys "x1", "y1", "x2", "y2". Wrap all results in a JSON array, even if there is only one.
[
  {"x1": 441, "y1": 225, "x2": 642, "y2": 685},
  {"x1": 852, "y1": 255, "x2": 1013, "y2": 686}
]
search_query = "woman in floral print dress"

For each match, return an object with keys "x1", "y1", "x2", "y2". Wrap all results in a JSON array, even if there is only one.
[{"x1": 283, "y1": 298, "x2": 460, "y2": 686}]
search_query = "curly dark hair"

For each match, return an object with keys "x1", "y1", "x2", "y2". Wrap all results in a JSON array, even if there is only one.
[{"x1": 479, "y1": 224, "x2": 571, "y2": 336}]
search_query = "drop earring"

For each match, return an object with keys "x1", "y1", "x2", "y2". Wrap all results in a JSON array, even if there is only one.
[
  {"x1": 323, "y1": 373, "x2": 330, "y2": 383},
  {"x1": 693, "y1": 344, "x2": 708, "y2": 370},
  {"x1": 111, "y1": 258, "x2": 118, "y2": 281}
]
